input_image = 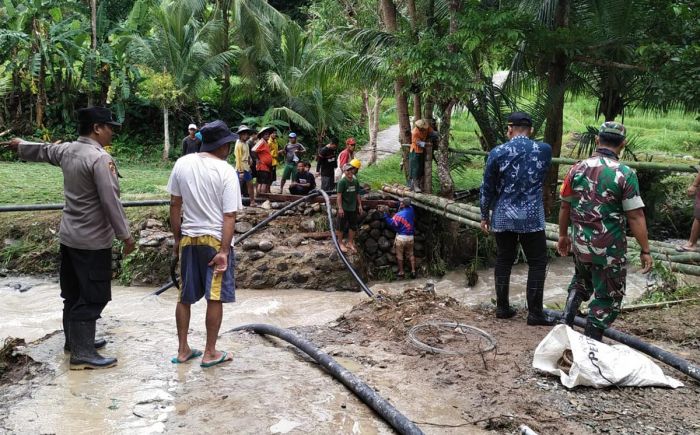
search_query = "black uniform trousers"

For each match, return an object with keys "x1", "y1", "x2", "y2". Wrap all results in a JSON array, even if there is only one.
[{"x1": 60, "y1": 244, "x2": 113, "y2": 321}]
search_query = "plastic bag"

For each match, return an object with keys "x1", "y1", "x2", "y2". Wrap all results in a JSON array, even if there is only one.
[{"x1": 533, "y1": 324, "x2": 683, "y2": 389}]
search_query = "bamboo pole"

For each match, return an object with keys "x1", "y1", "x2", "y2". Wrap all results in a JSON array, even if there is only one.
[
  {"x1": 620, "y1": 298, "x2": 700, "y2": 313},
  {"x1": 383, "y1": 185, "x2": 700, "y2": 262},
  {"x1": 382, "y1": 185, "x2": 700, "y2": 275},
  {"x1": 447, "y1": 148, "x2": 700, "y2": 173}
]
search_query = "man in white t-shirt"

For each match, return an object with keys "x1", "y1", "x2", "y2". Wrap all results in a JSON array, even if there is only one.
[{"x1": 167, "y1": 120, "x2": 243, "y2": 368}]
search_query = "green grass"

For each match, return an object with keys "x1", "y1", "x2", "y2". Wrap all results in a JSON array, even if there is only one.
[
  {"x1": 0, "y1": 161, "x2": 173, "y2": 204},
  {"x1": 358, "y1": 152, "x2": 484, "y2": 192}
]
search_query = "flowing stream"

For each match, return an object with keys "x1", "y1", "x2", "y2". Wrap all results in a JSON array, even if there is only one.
[{"x1": 0, "y1": 257, "x2": 656, "y2": 434}]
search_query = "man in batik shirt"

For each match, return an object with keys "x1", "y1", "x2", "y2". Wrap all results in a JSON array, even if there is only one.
[
  {"x1": 557, "y1": 121, "x2": 653, "y2": 341},
  {"x1": 480, "y1": 112, "x2": 552, "y2": 325}
]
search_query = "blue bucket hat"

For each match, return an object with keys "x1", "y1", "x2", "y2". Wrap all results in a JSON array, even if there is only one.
[{"x1": 200, "y1": 120, "x2": 238, "y2": 152}]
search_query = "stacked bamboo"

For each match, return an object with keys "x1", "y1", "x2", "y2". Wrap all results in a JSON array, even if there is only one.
[{"x1": 382, "y1": 185, "x2": 700, "y2": 276}]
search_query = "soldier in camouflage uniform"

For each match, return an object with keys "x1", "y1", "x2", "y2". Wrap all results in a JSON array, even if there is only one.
[{"x1": 557, "y1": 121, "x2": 653, "y2": 341}]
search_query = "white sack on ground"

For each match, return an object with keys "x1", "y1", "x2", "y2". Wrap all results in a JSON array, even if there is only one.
[{"x1": 533, "y1": 324, "x2": 683, "y2": 389}]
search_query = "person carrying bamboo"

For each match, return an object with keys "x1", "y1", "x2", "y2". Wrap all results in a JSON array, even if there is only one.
[{"x1": 557, "y1": 121, "x2": 653, "y2": 341}]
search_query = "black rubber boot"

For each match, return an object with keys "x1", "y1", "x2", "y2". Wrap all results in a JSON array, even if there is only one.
[
  {"x1": 69, "y1": 320, "x2": 117, "y2": 370},
  {"x1": 584, "y1": 321, "x2": 605, "y2": 342},
  {"x1": 495, "y1": 283, "x2": 517, "y2": 319},
  {"x1": 63, "y1": 316, "x2": 107, "y2": 352},
  {"x1": 560, "y1": 290, "x2": 584, "y2": 327},
  {"x1": 526, "y1": 288, "x2": 554, "y2": 326}
]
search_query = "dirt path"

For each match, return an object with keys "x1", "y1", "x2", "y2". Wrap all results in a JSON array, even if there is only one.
[{"x1": 355, "y1": 124, "x2": 401, "y2": 168}]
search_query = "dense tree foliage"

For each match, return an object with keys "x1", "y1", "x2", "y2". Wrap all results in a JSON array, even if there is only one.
[{"x1": 0, "y1": 0, "x2": 697, "y2": 182}]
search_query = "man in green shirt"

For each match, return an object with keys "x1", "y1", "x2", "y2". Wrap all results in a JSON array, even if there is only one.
[{"x1": 336, "y1": 163, "x2": 363, "y2": 253}]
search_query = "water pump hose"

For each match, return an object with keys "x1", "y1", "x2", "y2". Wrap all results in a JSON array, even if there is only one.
[{"x1": 227, "y1": 323, "x2": 423, "y2": 435}]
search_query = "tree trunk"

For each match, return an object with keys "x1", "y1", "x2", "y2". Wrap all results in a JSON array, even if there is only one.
[
  {"x1": 31, "y1": 18, "x2": 46, "y2": 128},
  {"x1": 37, "y1": 54, "x2": 47, "y2": 128},
  {"x1": 413, "y1": 93, "x2": 422, "y2": 121},
  {"x1": 436, "y1": 100, "x2": 455, "y2": 199},
  {"x1": 219, "y1": 0, "x2": 232, "y2": 118},
  {"x1": 406, "y1": 0, "x2": 418, "y2": 33},
  {"x1": 86, "y1": 0, "x2": 97, "y2": 106},
  {"x1": 360, "y1": 89, "x2": 369, "y2": 128},
  {"x1": 381, "y1": 0, "x2": 412, "y2": 177},
  {"x1": 162, "y1": 106, "x2": 171, "y2": 161},
  {"x1": 542, "y1": 0, "x2": 570, "y2": 216},
  {"x1": 423, "y1": 96, "x2": 434, "y2": 120},
  {"x1": 423, "y1": 139, "x2": 433, "y2": 194},
  {"x1": 368, "y1": 87, "x2": 382, "y2": 166}
]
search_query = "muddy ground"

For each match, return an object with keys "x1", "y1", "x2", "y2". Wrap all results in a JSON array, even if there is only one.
[
  {"x1": 1, "y1": 284, "x2": 699, "y2": 434},
  {"x1": 298, "y1": 289, "x2": 700, "y2": 434}
]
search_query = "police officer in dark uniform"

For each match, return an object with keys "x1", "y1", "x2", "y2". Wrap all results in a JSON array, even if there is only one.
[{"x1": 6, "y1": 107, "x2": 135, "y2": 370}]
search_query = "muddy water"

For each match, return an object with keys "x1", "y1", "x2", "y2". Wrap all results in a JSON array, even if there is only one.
[
  {"x1": 368, "y1": 257, "x2": 653, "y2": 307},
  {"x1": 0, "y1": 259, "x2": 656, "y2": 434}
]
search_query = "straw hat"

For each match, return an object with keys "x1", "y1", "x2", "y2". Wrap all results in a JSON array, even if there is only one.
[{"x1": 415, "y1": 119, "x2": 428, "y2": 129}]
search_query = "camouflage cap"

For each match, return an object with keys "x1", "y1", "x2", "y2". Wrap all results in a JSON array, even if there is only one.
[{"x1": 599, "y1": 121, "x2": 626, "y2": 138}]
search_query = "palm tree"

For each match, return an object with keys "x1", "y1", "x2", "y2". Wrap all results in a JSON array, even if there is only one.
[{"x1": 124, "y1": 0, "x2": 237, "y2": 159}]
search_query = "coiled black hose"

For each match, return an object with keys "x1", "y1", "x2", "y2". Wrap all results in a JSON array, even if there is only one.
[
  {"x1": 150, "y1": 189, "x2": 373, "y2": 297},
  {"x1": 544, "y1": 309, "x2": 700, "y2": 383},
  {"x1": 228, "y1": 323, "x2": 423, "y2": 435}
]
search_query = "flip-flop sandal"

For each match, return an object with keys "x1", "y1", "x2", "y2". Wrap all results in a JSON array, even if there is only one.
[
  {"x1": 675, "y1": 245, "x2": 699, "y2": 252},
  {"x1": 200, "y1": 351, "x2": 232, "y2": 368},
  {"x1": 171, "y1": 349, "x2": 202, "y2": 364}
]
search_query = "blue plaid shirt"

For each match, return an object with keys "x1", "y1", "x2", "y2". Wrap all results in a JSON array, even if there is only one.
[{"x1": 480, "y1": 135, "x2": 552, "y2": 233}]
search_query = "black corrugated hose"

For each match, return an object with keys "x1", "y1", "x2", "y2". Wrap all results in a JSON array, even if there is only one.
[{"x1": 227, "y1": 323, "x2": 423, "y2": 435}]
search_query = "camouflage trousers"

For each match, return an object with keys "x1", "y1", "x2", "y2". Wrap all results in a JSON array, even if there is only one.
[{"x1": 567, "y1": 259, "x2": 627, "y2": 330}]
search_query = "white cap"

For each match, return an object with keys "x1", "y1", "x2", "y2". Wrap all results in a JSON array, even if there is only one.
[{"x1": 188, "y1": 123, "x2": 197, "y2": 130}]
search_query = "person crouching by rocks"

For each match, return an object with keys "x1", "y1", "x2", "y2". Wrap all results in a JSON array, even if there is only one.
[
  {"x1": 167, "y1": 120, "x2": 243, "y2": 367},
  {"x1": 289, "y1": 161, "x2": 316, "y2": 195},
  {"x1": 336, "y1": 163, "x2": 363, "y2": 253},
  {"x1": 384, "y1": 198, "x2": 416, "y2": 279},
  {"x1": 557, "y1": 121, "x2": 653, "y2": 341},
  {"x1": 5, "y1": 107, "x2": 135, "y2": 370},
  {"x1": 254, "y1": 126, "x2": 274, "y2": 194}
]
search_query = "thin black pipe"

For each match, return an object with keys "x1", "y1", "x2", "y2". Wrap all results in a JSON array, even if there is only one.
[
  {"x1": 228, "y1": 323, "x2": 423, "y2": 435},
  {"x1": 544, "y1": 309, "x2": 700, "y2": 383},
  {"x1": 149, "y1": 189, "x2": 374, "y2": 298},
  {"x1": 0, "y1": 200, "x2": 169, "y2": 212},
  {"x1": 149, "y1": 192, "x2": 320, "y2": 297},
  {"x1": 316, "y1": 189, "x2": 374, "y2": 297},
  {"x1": 0, "y1": 198, "x2": 253, "y2": 213}
]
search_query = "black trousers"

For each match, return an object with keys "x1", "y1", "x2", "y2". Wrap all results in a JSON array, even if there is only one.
[
  {"x1": 60, "y1": 244, "x2": 113, "y2": 321},
  {"x1": 493, "y1": 230, "x2": 548, "y2": 314}
]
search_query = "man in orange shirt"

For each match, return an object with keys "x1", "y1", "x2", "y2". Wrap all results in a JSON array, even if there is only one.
[
  {"x1": 409, "y1": 119, "x2": 433, "y2": 192},
  {"x1": 254, "y1": 126, "x2": 274, "y2": 194}
]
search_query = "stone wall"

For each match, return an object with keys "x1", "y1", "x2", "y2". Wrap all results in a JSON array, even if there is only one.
[{"x1": 356, "y1": 209, "x2": 427, "y2": 279}]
